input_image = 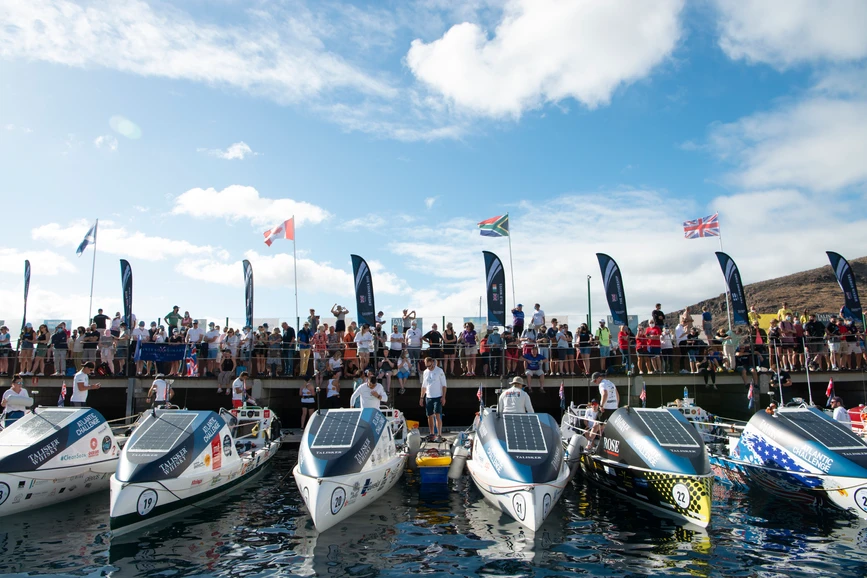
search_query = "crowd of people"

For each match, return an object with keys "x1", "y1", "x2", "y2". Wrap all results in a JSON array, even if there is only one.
[{"x1": 1, "y1": 301, "x2": 863, "y2": 387}]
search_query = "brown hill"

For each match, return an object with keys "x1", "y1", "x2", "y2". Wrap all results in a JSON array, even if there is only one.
[{"x1": 664, "y1": 256, "x2": 867, "y2": 329}]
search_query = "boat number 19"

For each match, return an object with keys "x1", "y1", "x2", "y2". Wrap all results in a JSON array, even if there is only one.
[
  {"x1": 672, "y1": 483, "x2": 690, "y2": 509},
  {"x1": 137, "y1": 489, "x2": 158, "y2": 516}
]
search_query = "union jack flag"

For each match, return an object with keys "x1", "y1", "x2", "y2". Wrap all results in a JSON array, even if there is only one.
[
  {"x1": 747, "y1": 382, "x2": 755, "y2": 410},
  {"x1": 826, "y1": 378, "x2": 834, "y2": 406},
  {"x1": 639, "y1": 382, "x2": 647, "y2": 408},
  {"x1": 186, "y1": 345, "x2": 198, "y2": 377},
  {"x1": 58, "y1": 381, "x2": 67, "y2": 407},
  {"x1": 683, "y1": 213, "x2": 720, "y2": 239}
]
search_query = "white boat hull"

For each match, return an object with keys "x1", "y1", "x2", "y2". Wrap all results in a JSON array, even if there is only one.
[
  {"x1": 0, "y1": 460, "x2": 116, "y2": 516},
  {"x1": 293, "y1": 452, "x2": 406, "y2": 533}
]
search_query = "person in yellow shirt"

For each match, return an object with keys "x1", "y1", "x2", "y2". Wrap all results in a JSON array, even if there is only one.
[
  {"x1": 748, "y1": 306, "x2": 761, "y2": 326},
  {"x1": 777, "y1": 302, "x2": 793, "y2": 321}
]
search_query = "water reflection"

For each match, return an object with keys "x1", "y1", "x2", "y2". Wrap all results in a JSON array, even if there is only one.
[{"x1": 0, "y1": 450, "x2": 865, "y2": 577}]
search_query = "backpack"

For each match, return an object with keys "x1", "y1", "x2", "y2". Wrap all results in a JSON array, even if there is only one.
[{"x1": 95, "y1": 362, "x2": 111, "y2": 376}]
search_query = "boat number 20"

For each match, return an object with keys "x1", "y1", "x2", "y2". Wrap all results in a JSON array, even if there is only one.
[
  {"x1": 331, "y1": 487, "x2": 346, "y2": 515},
  {"x1": 137, "y1": 489, "x2": 158, "y2": 516},
  {"x1": 672, "y1": 483, "x2": 690, "y2": 509}
]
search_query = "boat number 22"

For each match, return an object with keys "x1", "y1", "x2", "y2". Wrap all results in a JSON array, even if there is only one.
[{"x1": 672, "y1": 483, "x2": 691, "y2": 509}]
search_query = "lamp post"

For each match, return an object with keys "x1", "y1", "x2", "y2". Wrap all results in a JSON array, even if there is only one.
[{"x1": 587, "y1": 275, "x2": 592, "y2": 327}]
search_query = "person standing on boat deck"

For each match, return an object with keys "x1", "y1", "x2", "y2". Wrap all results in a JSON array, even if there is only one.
[
  {"x1": 592, "y1": 372, "x2": 619, "y2": 424},
  {"x1": 420, "y1": 357, "x2": 447, "y2": 441},
  {"x1": 1, "y1": 374, "x2": 30, "y2": 426},
  {"x1": 350, "y1": 374, "x2": 388, "y2": 409},
  {"x1": 324, "y1": 375, "x2": 341, "y2": 409},
  {"x1": 146, "y1": 373, "x2": 173, "y2": 407},
  {"x1": 232, "y1": 371, "x2": 256, "y2": 408},
  {"x1": 830, "y1": 396, "x2": 851, "y2": 426},
  {"x1": 71, "y1": 361, "x2": 100, "y2": 407},
  {"x1": 499, "y1": 376, "x2": 535, "y2": 414}
]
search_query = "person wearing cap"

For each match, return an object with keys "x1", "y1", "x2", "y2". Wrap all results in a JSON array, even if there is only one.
[
  {"x1": 420, "y1": 357, "x2": 447, "y2": 440},
  {"x1": 511, "y1": 304, "x2": 525, "y2": 337},
  {"x1": 164, "y1": 306, "x2": 182, "y2": 333},
  {"x1": 71, "y1": 361, "x2": 100, "y2": 407},
  {"x1": 405, "y1": 320, "x2": 423, "y2": 376},
  {"x1": 830, "y1": 396, "x2": 851, "y2": 426},
  {"x1": 232, "y1": 371, "x2": 257, "y2": 408},
  {"x1": 298, "y1": 321, "x2": 314, "y2": 378},
  {"x1": 595, "y1": 320, "x2": 611, "y2": 372},
  {"x1": 592, "y1": 372, "x2": 619, "y2": 424},
  {"x1": 499, "y1": 376, "x2": 534, "y2": 414},
  {"x1": 531, "y1": 304, "x2": 546, "y2": 330},
  {"x1": 522, "y1": 345, "x2": 546, "y2": 392},
  {"x1": 584, "y1": 399, "x2": 602, "y2": 446},
  {"x1": 147, "y1": 373, "x2": 174, "y2": 407},
  {"x1": 351, "y1": 372, "x2": 388, "y2": 410}
]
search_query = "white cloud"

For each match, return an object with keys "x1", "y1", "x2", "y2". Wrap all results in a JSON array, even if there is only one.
[
  {"x1": 171, "y1": 185, "x2": 331, "y2": 227},
  {"x1": 0, "y1": 0, "x2": 395, "y2": 105},
  {"x1": 132, "y1": 205, "x2": 149, "y2": 213},
  {"x1": 174, "y1": 252, "x2": 410, "y2": 297},
  {"x1": 109, "y1": 115, "x2": 142, "y2": 139},
  {"x1": 424, "y1": 196, "x2": 438, "y2": 209},
  {"x1": 714, "y1": 0, "x2": 867, "y2": 68},
  {"x1": 0, "y1": 284, "x2": 119, "y2": 328},
  {"x1": 706, "y1": 72, "x2": 867, "y2": 192},
  {"x1": 94, "y1": 135, "x2": 119, "y2": 151},
  {"x1": 31, "y1": 220, "x2": 224, "y2": 262},
  {"x1": 197, "y1": 141, "x2": 259, "y2": 160},
  {"x1": 0, "y1": 248, "x2": 76, "y2": 276},
  {"x1": 405, "y1": 0, "x2": 684, "y2": 118}
]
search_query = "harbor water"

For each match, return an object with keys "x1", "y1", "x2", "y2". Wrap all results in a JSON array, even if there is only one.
[{"x1": 1, "y1": 450, "x2": 865, "y2": 578}]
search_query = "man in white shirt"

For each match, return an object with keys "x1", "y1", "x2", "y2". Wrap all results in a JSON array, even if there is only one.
[
  {"x1": 420, "y1": 357, "x2": 447, "y2": 440},
  {"x1": 350, "y1": 374, "x2": 388, "y2": 409},
  {"x1": 593, "y1": 372, "x2": 619, "y2": 424},
  {"x1": 674, "y1": 322, "x2": 688, "y2": 373},
  {"x1": 405, "y1": 321, "x2": 423, "y2": 376},
  {"x1": 204, "y1": 322, "x2": 221, "y2": 376},
  {"x1": 186, "y1": 320, "x2": 205, "y2": 376},
  {"x1": 146, "y1": 373, "x2": 174, "y2": 406},
  {"x1": 531, "y1": 304, "x2": 545, "y2": 329},
  {"x1": 499, "y1": 376, "x2": 534, "y2": 414},
  {"x1": 830, "y1": 396, "x2": 852, "y2": 426},
  {"x1": 71, "y1": 361, "x2": 100, "y2": 407},
  {"x1": 131, "y1": 321, "x2": 150, "y2": 376},
  {"x1": 388, "y1": 324, "x2": 404, "y2": 361},
  {"x1": 232, "y1": 371, "x2": 256, "y2": 408}
]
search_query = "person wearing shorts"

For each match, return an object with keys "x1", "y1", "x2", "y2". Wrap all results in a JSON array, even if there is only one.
[
  {"x1": 420, "y1": 357, "x2": 447, "y2": 441},
  {"x1": 593, "y1": 372, "x2": 619, "y2": 424},
  {"x1": 522, "y1": 345, "x2": 546, "y2": 392}
]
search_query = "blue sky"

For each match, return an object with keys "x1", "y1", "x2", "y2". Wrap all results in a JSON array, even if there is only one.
[{"x1": 1, "y1": 0, "x2": 866, "y2": 330}]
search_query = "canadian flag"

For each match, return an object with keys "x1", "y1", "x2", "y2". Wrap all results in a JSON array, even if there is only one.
[{"x1": 264, "y1": 218, "x2": 295, "y2": 246}]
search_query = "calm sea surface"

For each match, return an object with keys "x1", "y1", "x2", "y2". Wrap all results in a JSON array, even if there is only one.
[{"x1": 1, "y1": 450, "x2": 865, "y2": 577}]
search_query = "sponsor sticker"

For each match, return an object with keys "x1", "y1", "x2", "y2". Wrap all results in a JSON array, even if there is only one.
[
  {"x1": 223, "y1": 434, "x2": 232, "y2": 457},
  {"x1": 90, "y1": 438, "x2": 98, "y2": 451},
  {"x1": 137, "y1": 489, "x2": 158, "y2": 516},
  {"x1": 101, "y1": 436, "x2": 112, "y2": 454},
  {"x1": 543, "y1": 493, "x2": 552, "y2": 519},
  {"x1": 211, "y1": 437, "x2": 222, "y2": 470}
]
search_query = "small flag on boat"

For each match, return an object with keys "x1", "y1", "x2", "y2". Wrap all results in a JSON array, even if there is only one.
[
  {"x1": 826, "y1": 378, "x2": 834, "y2": 406},
  {"x1": 478, "y1": 214, "x2": 510, "y2": 237},
  {"x1": 264, "y1": 217, "x2": 295, "y2": 246},
  {"x1": 476, "y1": 382, "x2": 482, "y2": 402},
  {"x1": 683, "y1": 213, "x2": 719, "y2": 239},
  {"x1": 76, "y1": 221, "x2": 98, "y2": 255},
  {"x1": 58, "y1": 381, "x2": 67, "y2": 407},
  {"x1": 559, "y1": 381, "x2": 565, "y2": 411},
  {"x1": 639, "y1": 382, "x2": 647, "y2": 408},
  {"x1": 747, "y1": 382, "x2": 755, "y2": 410},
  {"x1": 186, "y1": 345, "x2": 198, "y2": 377}
]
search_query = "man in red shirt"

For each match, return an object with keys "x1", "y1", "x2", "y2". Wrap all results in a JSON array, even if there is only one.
[{"x1": 645, "y1": 320, "x2": 663, "y2": 374}]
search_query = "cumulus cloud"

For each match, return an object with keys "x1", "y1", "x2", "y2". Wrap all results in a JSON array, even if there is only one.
[
  {"x1": 706, "y1": 71, "x2": 867, "y2": 192},
  {"x1": 171, "y1": 185, "x2": 331, "y2": 227},
  {"x1": 424, "y1": 196, "x2": 438, "y2": 209},
  {"x1": 0, "y1": 248, "x2": 76, "y2": 276},
  {"x1": 197, "y1": 141, "x2": 259, "y2": 160},
  {"x1": 714, "y1": 0, "x2": 867, "y2": 68},
  {"x1": 94, "y1": 135, "x2": 119, "y2": 151},
  {"x1": 31, "y1": 220, "x2": 224, "y2": 262},
  {"x1": 406, "y1": 0, "x2": 684, "y2": 118}
]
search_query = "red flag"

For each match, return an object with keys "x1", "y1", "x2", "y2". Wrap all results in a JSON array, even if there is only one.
[
  {"x1": 263, "y1": 217, "x2": 295, "y2": 246},
  {"x1": 476, "y1": 383, "x2": 482, "y2": 401},
  {"x1": 826, "y1": 378, "x2": 834, "y2": 398}
]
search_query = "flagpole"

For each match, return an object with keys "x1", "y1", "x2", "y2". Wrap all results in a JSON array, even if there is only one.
[
  {"x1": 87, "y1": 219, "x2": 99, "y2": 324},
  {"x1": 506, "y1": 214, "x2": 516, "y2": 312},
  {"x1": 716, "y1": 212, "x2": 733, "y2": 332},
  {"x1": 293, "y1": 215, "x2": 299, "y2": 330}
]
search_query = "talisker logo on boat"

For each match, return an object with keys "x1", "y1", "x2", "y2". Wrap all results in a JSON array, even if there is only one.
[{"x1": 604, "y1": 438, "x2": 620, "y2": 456}]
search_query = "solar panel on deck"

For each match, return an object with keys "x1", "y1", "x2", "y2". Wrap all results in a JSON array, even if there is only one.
[
  {"x1": 127, "y1": 413, "x2": 196, "y2": 453},
  {"x1": 637, "y1": 409, "x2": 700, "y2": 448},
  {"x1": 779, "y1": 409, "x2": 866, "y2": 451},
  {"x1": 312, "y1": 410, "x2": 361, "y2": 449},
  {"x1": 0, "y1": 409, "x2": 77, "y2": 447},
  {"x1": 503, "y1": 414, "x2": 548, "y2": 454}
]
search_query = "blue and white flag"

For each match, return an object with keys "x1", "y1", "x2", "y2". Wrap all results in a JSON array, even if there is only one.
[{"x1": 76, "y1": 221, "x2": 98, "y2": 256}]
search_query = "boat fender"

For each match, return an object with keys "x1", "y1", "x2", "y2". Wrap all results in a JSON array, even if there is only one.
[
  {"x1": 406, "y1": 430, "x2": 422, "y2": 471},
  {"x1": 448, "y1": 444, "x2": 470, "y2": 479},
  {"x1": 565, "y1": 434, "x2": 586, "y2": 463}
]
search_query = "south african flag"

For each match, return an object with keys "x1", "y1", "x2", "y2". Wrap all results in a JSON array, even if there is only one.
[{"x1": 478, "y1": 214, "x2": 510, "y2": 237}]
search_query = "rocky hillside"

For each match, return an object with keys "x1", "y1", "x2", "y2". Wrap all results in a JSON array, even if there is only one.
[{"x1": 664, "y1": 256, "x2": 867, "y2": 329}]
